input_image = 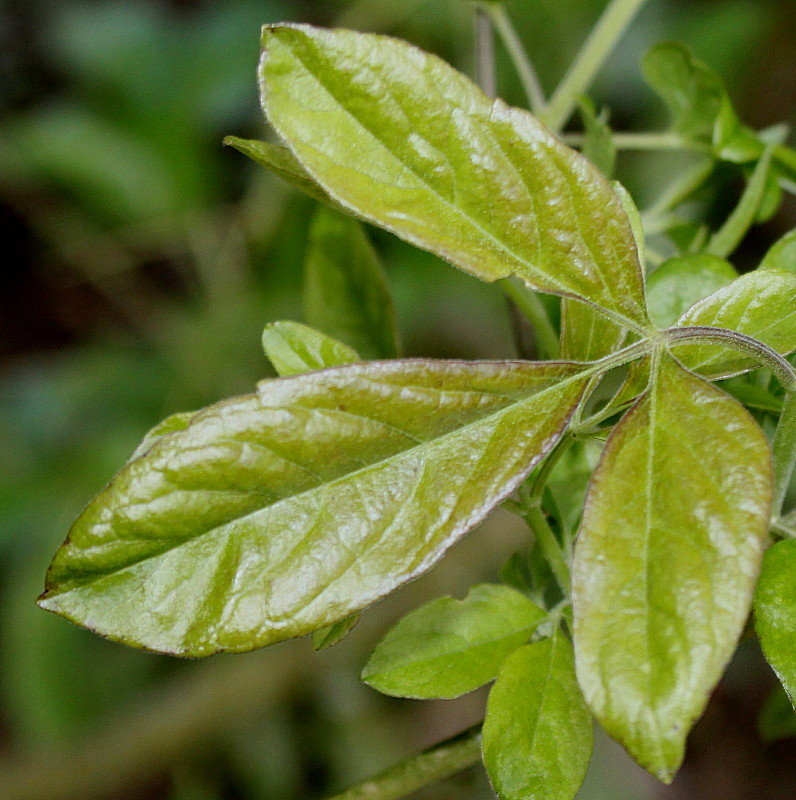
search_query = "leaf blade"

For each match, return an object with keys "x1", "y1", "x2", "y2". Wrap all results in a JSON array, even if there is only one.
[
  {"x1": 40, "y1": 360, "x2": 588, "y2": 656},
  {"x1": 572, "y1": 354, "x2": 772, "y2": 780},
  {"x1": 259, "y1": 24, "x2": 648, "y2": 329},
  {"x1": 362, "y1": 584, "x2": 546, "y2": 699},
  {"x1": 482, "y1": 634, "x2": 593, "y2": 800},
  {"x1": 262, "y1": 320, "x2": 360, "y2": 376}
]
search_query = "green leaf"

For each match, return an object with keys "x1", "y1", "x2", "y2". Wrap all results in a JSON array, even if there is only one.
[
  {"x1": 362, "y1": 584, "x2": 545, "y2": 699},
  {"x1": 759, "y1": 228, "x2": 796, "y2": 274},
  {"x1": 572, "y1": 353, "x2": 772, "y2": 781},
  {"x1": 261, "y1": 320, "x2": 360, "y2": 376},
  {"x1": 754, "y1": 539, "x2": 796, "y2": 708},
  {"x1": 312, "y1": 613, "x2": 361, "y2": 650},
  {"x1": 259, "y1": 24, "x2": 649, "y2": 330},
  {"x1": 482, "y1": 633, "x2": 593, "y2": 800},
  {"x1": 578, "y1": 97, "x2": 616, "y2": 178},
  {"x1": 39, "y1": 360, "x2": 589, "y2": 656},
  {"x1": 223, "y1": 136, "x2": 337, "y2": 207},
  {"x1": 304, "y1": 207, "x2": 399, "y2": 360},
  {"x1": 706, "y1": 147, "x2": 774, "y2": 258},
  {"x1": 672, "y1": 269, "x2": 796, "y2": 378},
  {"x1": 758, "y1": 685, "x2": 796, "y2": 743},
  {"x1": 128, "y1": 410, "x2": 196, "y2": 462},
  {"x1": 642, "y1": 42, "x2": 728, "y2": 142},
  {"x1": 646, "y1": 254, "x2": 737, "y2": 329}
]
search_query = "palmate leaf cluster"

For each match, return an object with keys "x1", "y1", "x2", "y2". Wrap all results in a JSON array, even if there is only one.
[{"x1": 39, "y1": 17, "x2": 796, "y2": 800}]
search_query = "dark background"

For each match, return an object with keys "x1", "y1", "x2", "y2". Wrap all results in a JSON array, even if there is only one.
[{"x1": 1, "y1": 1, "x2": 795, "y2": 798}]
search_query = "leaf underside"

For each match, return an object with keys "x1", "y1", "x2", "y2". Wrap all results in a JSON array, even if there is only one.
[
  {"x1": 39, "y1": 360, "x2": 588, "y2": 656},
  {"x1": 572, "y1": 353, "x2": 771, "y2": 781}
]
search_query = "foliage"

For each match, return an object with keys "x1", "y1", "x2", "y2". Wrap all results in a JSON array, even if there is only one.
[{"x1": 28, "y1": 1, "x2": 796, "y2": 798}]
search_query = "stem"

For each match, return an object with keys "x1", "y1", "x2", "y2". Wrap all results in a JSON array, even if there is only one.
[
  {"x1": 524, "y1": 503, "x2": 572, "y2": 593},
  {"x1": 483, "y1": 3, "x2": 546, "y2": 112},
  {"x1": 563, "y1": 131, "x2": 708, "y2": 152},
  {"x1": 474, "y1": 8, "x2": 496, "y2": 98},
  {"x1": 773, "y1": 389, "x2": 796, "y2": 513},
  {"x1": 544, "y1": 0, "x2": 652, "y2": 131},
  {"x1": 326, "y1": 726, "x2": 482, "y2": 800},
  {"x1": 500, "y1": 278, "x2": 560, "y2": 359}
]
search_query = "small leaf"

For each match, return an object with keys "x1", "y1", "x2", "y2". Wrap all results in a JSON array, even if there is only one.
[
  {"x1": 646, "y1": 254, "x2": 737, "y2": 329},
  {"x1": 672, "y1": 269, "x2": 796, "y2": 378},
  {"x1": 759, "y1": 228, "x2": 796, "y2": 274},
  {"x1": 259, "y1": 24, "x2": 649, "y2": 329},
  {"x1": 572, "y1": 353, "x2": 772, "y2": 781},
  {"x1": 262, "y1": 320, "x2": 360, "y2": 376},
  {"x1": 304, "y1": 207, "x2": 399, "y2": 359},
  {"x1": 482, "y1": 634, "x2": 593, "y2": 800},
  {"x1": 758, "y1": 685, "x2": 796, "y2": 743},
  {"x1": 754, "y1": 539, "x2": 796, "y2": 708},
  {"x1": 362, "y1": 584, "x2": 545, "y2": 699},
  {"x1": 312, "y1": 613, "x2": 361, "y2": 650},
  {"x1": 39, "y1": 360, "x2": 589, "y2": 656},
  {"x1": 706, "y1": 147, "x2": 774, "y2": 258},
  {"x1": 578, "y1": 97, "x2": 616, "y2": 177}
]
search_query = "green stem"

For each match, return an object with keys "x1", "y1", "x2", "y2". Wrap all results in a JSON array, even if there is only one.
[
  {"x1": 642, "y1": 159, "x2": 715, "y2": 223},
  {"x1": 326, "y1": 726, "x2": 482, "y2": 800},
  {"x1": 563, "y1": 131, "x2": 708, "y2": 152},
  {"x1": 544, "y1": 0, "x2": 652, "y2": 131},
  {"x1": 499, "y1": 278, "x2": 560, "y2": 360},
  {"x1": 773, "y1": 389, "x2": 796, "y2": 513},
  {"x1": 483, "y1": 3, "x2": 546, "y2": 112},
  {"x1": 524, "y1": 503, "x2": 572, "y2": 593},
  {"x1": 474, "y1": 8, "x2": 496, "y2": 98}
]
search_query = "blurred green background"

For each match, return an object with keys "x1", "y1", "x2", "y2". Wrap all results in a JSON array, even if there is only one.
[{"x1": 1, "y1": 1, "x2": 795, "y2": 798}]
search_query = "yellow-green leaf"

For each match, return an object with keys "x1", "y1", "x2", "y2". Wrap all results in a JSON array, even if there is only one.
[
  {"x1": 39, "y1": 360, "x2": 588, "y2": 656},
  {"x1": 261, "y1": 320, "x2": 360, "y2": 376},
  {"x1": 572, "y1": 353, "x2": 771, "y2": 781},
  {"x1": 259, "y1": 24, "x2": 648, "y2": 330}
]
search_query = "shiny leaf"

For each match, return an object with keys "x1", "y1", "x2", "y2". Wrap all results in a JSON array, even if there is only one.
[
  {"x1": 572, "y1": 354, "x2": 771, "y2": 781},
  {"x1": 759, "y1": 228, "x2": 796, "y2": 274},
  {"x1": 482, "y1": 633, "x2": 593, "y2": 800},
  {"x1": 646, "y1": 254, "x2": 737, "y2": 329},
  {"x1": 755, "y1": 539, "x2": 796, "y2": 708},
  {"x1": 261, "y1": 320, "x2": 360, "y2": 376},
  {"x1": 362, "y1": 584, "x2": 545, "y2": 699},
  {"x1": 672, "y1": 269, "x2": 796, "y2": 378},
  {"x1": 259, "y1": 24, "x2": 648, "y2": 329},
  {"x1": 304, "y1": 206, "x2": 399, "y2": 359},
  {"x1": 39, "y1": 360, "x2": 588, "y2": 656}
]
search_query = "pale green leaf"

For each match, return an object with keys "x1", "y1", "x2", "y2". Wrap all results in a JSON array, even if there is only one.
[
  {"x1": 312, "y1": 613, "x2": 361, "y2": 650},
  {"x1": 362, "y1": 584, "x2": 545, "y2": 699},
  {"x1": 223, "y1": 136, "x2": 337, "y2": 207},
  {"x1": 672, "y1": 269, "x2": 796, "y2": 378},
  {"x1": 759, "y1": 228, "x2": 796, "y2": 274},
  {"x1": 482, "y1": 634, "x2": 593, "y2": 800},
  {"x1": 262, "y1": 320, "x2": 360, "y2": 376},
  {"x1": 304, "y1": 206, "x2": 399, "y2": 360},
  {"x1": 128, "y1": 410, "x2": 196, "y2": 463},
  {"x1": 572, "y1": 354, "x2": 771, "y2": 781},
  {"x1": 754, "y1": 539, "x2": 796, "y2": 708},
  {"x1": 646, "y1": 254, "x2": 737, "y2": 329},
  {"x1": 259, "y1": 24, "x2": 648, "y2": 329},
  {"x1": 39, "y1": 360, "x2": 588, "y2": 656}
]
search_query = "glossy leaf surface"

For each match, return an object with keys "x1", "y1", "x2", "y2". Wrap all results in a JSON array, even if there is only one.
[
  {"x1": 39, "y1": 360, "x2": 588, "y2": 656},
  {"x1": 755, "y1": 539, "x2": 796, "y2": 707},
  {"x1": 261, "y1": 320, "x2": 360, "y2": 376},
  {"x1": 646, "y1": 254, "x2": 737, "y2": 329},
  {"x1": 673, "y1": 269, "x2": 796, "y2": 378},
  {"x1": 304, "y1": 207, "x2": 399, "y2": 359},
  {"x1": 482, "y1": 634, "x2": 593, "y2": 800},
  {"x1": 572, "y1": 354, "x2": 771, "y2": 780},
  {"x1": 362, "y1": 584, "x2": 545, "y2": 699},
  {"x1": 259, "y1": 24, "x2": 648, "y2": 329}
]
